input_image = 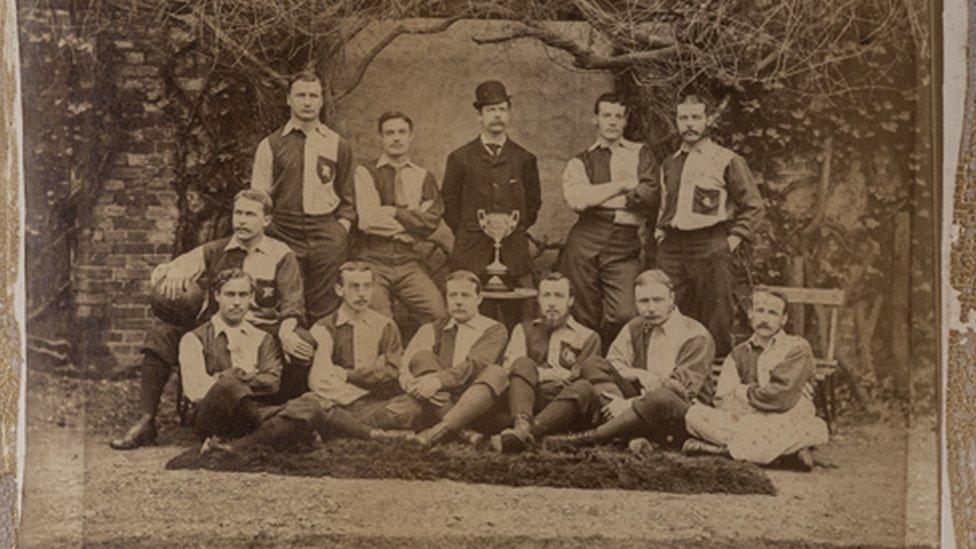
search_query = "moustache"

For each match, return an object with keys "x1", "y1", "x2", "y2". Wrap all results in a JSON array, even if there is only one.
[{"x1": 757, "y1": 322, "x2": 772, "y2": 330}]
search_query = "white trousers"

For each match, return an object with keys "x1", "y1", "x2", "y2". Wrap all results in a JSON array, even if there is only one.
[{"x1": 685, "y1": 399, "x2": 829, "y2": 464}]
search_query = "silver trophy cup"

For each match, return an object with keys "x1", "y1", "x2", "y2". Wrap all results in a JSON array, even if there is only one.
[{"x1": 477, "y1": 209, "x2": 520, "y2": 292}]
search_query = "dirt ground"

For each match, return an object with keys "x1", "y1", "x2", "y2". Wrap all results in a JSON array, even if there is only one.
[{"x1": 18, "y1": 372, "x2": 940, "y2": 548}]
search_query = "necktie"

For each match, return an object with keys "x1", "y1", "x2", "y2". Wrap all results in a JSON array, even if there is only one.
[{"x1": 486, "y1": 143, "x2": 501, "y2": 156}]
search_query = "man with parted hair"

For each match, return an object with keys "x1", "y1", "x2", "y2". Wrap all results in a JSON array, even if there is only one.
[
  {"x1": 520, "y1": 269, "x2": 715, "y2": 450},
  {"x1": 206, "y1": 261, "x2": 421, "y2": 454},
  {"x1": 180, "y1": 268, "x2": 284, "y2": 442},
  {"x1": 385, "y1": 269, "x2": 511, "y2": 447},
  {"x1": 489, "y1": 272, "x2": 601, "y2": 453},
  {"x1": 632, "y1": 94, "x2": 764, "y2": 358},
  {"x1": 559, "y1": 92, "x2": 657, "y2": 349},
  {"x1": 111, "y1": 188, "x2": 313, "y2": 450},
  {"x1": 353, "y1": 110, "x2": 446, "y2": 323},
  {"x1": 681, "y1": 288, "x2": 829, "y2": 470},
  {"x1": 251, "y1": 70, "x2": 357, "y2": 323}
]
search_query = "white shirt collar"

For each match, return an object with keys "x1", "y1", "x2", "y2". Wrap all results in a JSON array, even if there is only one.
[
  {"x1": 335, "y1": 305, "x2": 383, "y2": 328},
  {"x1": 748, "y1": 329, "x2": 785, "y2": 352},
  {"x1": 588, "y1": 137, "x2": 640, "y2": 152},
  {"x1": 283, "y1": 119, "x2": 334, "y2": 138},
  {"x1": 224, "y1": 234, "x2": 268, "y2": 254},
  {"x1": 480, "y1": 134, "x2": 507, "y2": 149},
  {"x1": 376, "y1": 154, "x2": 418, "y2": 170},
  {"x1": 212, "y1": 314, "x2": 257, "y2": 338},
  {"x1": 678, "y1": 135, "x2": 714, "y2": 155},
  {"x1": 444, "y1": 313, "x2": 494, "y2": 332}
]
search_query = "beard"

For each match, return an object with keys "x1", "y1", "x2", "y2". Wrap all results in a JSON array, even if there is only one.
[{"x1": 542, "y1": 311, "x2": 569, "y2": 330}]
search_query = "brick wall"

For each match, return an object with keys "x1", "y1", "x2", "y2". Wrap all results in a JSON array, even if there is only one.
[{"x1": 72, "y1": 26, "x2": 181, "y2": 371}]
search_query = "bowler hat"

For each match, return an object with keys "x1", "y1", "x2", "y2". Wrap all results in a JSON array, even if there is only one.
[{"x1": 473, "y1": 80, "x2": 511, "y2": 109}]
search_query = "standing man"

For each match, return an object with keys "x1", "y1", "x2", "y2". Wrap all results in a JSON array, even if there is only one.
[
  {"x1": 353, "y1": 111, "x2": 446, "y2": 323},
  {"x1": 522, "y1": 270, "x2": 715, "y2": 450},
  {"x1": 682, "y1": 288, "x2": 829, "y2": 470},
  {"x1": 489, "y1": 272, "x2": 601, "y2": 453},
  {"x1": 640, "y1": 94, "x2": 764, "y2": 358},
  {"x1": 559, "y1": 93, "x2": 657, "y2": 347},
  {"x1": 180, "y1": 269, "x2": 283, "y2": 443},
  {"x1": 110, "y1": 189, "x2": 313, "y2": 450},
  {"x1": 442, "y1": 80, "x2": 542, "y2": 297},
  {"x1": 251, "y1": 70, "x2": 357, "y2": 322}
]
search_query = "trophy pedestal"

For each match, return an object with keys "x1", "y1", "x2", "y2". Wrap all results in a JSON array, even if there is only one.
[{"x1": 484, "y1": 267, "x2": 510, "y2": 292}]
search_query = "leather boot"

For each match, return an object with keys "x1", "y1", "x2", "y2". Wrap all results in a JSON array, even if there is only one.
[
  {"x1": 109, "y1": 416, "x2": 158, "y2": 450},
  {"x1": 542, "y1": 427, "x2": 603, "y2": 451},
  {"x1": 492, "y1": 414, "x2": 535, "y2": 453}
]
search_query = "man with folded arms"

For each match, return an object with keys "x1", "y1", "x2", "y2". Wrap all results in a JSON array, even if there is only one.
[
  {"x1": 489, "y1": 272, "x2": 601, "y2": 453},
  {"x1": 181, "y1": 268, "x2": 284, "y2": 443},
  {"x1": 353, "y1": 110, "x2": 446, "y2": 323},
  {"x1": 681, "y1": 288, "x2": 829, "y2": 470},
  {"x1": 387, "y1": 270, "x2": 510, "y2": 447},
  {"x1": 530, "y1": 269, "x2": 715, "y2": 449},
  {"x1": 559, "y1": 92, "x2": 656, "y2": 348},
  {"x1": 208, "y1": 261, "x2": 418, "y2": 453}
]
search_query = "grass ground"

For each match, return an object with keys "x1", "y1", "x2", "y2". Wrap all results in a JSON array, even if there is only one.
[{"x1": 20, "y1": 369, "x2": 940, "y2": 548}]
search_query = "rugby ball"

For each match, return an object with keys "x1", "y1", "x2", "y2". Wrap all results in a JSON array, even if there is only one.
[{"x1": 150, "y1": 278, "x2": 205, "y2": 327}]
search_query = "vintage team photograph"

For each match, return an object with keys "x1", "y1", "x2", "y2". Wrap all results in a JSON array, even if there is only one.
[{"x1": 16, "y1": 0, "x2": 941, "y2": 546}]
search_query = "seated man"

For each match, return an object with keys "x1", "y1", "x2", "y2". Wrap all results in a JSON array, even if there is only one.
[
  {"x1": 681, "y1": 288, "x2": 829, "y2": 470},
  {"x1": 182, "y1": 269, "x2": 283, "y2": 442},
  {"x1": 353, "y1": 111, "x2": 446, "y2": 323},
  {"x1": 111, "y1": 189, "x2": 314, "y2": 450},
  {"x1": 489, "y1": 272, "x2": 601, "y2": 453},
  {"x1": 211, "y1": 262, "x2": 418, "y2": 452},
  {"x1": 531, "y1": 269, "x2": 715, "y2": 449},
  {"x1": 390, "y1": 270, "x2": 510, "y2": 447}
]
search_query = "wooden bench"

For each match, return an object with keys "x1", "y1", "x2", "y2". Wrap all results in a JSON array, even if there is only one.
[{"x1": 710, "y1": 285, "x2": 845, "y2": 432}]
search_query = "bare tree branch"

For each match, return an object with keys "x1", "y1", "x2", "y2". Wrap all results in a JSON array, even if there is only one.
[
  {"x1": 473, "y1": 24, "x2": 676, "y2": 70},
  {"x1": 333, "y1": 15, "x2": 465, "y2": 102}
]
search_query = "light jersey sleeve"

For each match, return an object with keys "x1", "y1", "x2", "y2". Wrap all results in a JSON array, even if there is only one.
[
  {"x1": 178, "y1": 332, "x2": 216, "y2": 403},
  {"x1": 501, "y1": 323, "x2": 528, "y2": 370},
  {"x1": 354, "y1": 165, "x2": 406, "y2": 237},
  {"x1": 400, "y1": 323, "x2": 436, "y2": 387},
  {"x1": 250, "y1": 137, "x2": 273, "y2": 194},
  {"x1": 562, "y1": 157, "x2": 625, "y2": 212},
  {"x1": 306, "y1": 324, "x2": 368, "y2": 406},
  {"x1": 151, "y1": 245, "x2": 205, "y2": 286},
  {"x1": 605, "y1": 324, "x2": 638, "y2": 379}
]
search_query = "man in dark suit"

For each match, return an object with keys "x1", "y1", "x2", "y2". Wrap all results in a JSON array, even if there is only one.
[{"x1": 441, "y1": 80, "x2": 542, "y2": 302}]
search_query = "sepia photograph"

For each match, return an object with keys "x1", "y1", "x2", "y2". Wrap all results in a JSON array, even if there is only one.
[{"x1": 12, "y1": 0, "x2": 942, "y2": 546}]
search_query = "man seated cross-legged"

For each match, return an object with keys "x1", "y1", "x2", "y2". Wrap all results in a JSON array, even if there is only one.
[
  {"x1": 489, "y1": 272, "x2": 602, "y2": 453},
  {"x1": 530, "y1": 269, "x2": 716, "y2": 450},
  {"x1": 387, "y1": 270, "x2": 511, "y2": 448},
  {"x1": 182, "y1": 268, "x2": 286, "y2": 443},
  {"x1": 208, "y1": 261, "x2": 421, "y2": 453},
  {"x1": 681, "y1": 288, "x2": 830, "y2": 471}
]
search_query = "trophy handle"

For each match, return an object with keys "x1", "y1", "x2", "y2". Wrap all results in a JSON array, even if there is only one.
[
  {"x1": 511, "y1": 210, "x2": 520, "y2": 225},
  {"x1": 477, "y1": 209, "x2": 487, "y2": 224}
]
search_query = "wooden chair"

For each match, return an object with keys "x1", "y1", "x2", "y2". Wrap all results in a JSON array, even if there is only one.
[{"x1": 709, "y1": 285, "x2": 845, "y2": 432}]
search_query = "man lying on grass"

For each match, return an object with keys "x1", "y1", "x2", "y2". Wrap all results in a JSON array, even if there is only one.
[{"x1": 680, "y1": 288, "x2": 829, "y2": 471}]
